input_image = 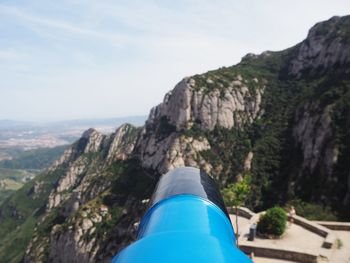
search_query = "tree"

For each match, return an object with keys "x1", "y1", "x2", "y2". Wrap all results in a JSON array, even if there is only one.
[{"x1": 222, "y1": 176, "x2": 250, "y2": 244}]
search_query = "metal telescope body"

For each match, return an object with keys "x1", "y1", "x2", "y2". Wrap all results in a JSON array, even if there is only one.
[{"x1": 111, "y1": 167, "x2": 252, "y2": 263}]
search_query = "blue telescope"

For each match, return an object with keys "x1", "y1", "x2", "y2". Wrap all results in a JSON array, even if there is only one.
[{"x1": 111, "y1": 167, "x2": 252, "y2": 263}]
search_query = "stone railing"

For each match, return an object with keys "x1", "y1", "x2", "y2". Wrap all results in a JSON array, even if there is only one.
[
  {"x1": 226, "y1": 206, "x2": 255, "y2": 219},
  {"x1": 239, "y1": 243, "x2": 319, "y2": 263},
  {"x1": 313, "y1": 221, "x2": 350, "y2": 231},
  {"x1": 228, "y1": 207, "x2": 348, "y2": 262},
  {"x1": 291, "y1": 215, "x2": 336, "y2": 248}
]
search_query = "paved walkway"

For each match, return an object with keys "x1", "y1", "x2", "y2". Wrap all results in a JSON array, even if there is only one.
[
  {"x1": 229, "y1": 214, "x2": 250, "y2": 235},
  {"x1": 329, "y1": 231, "x2": 350, "y2": 262},
  {"x1": 251, "y1": 223, "x2": 326, "y2": 256}
]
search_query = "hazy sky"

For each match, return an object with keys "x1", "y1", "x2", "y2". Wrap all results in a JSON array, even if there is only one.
[{"x1": 1, "y1": 0, "x2": 349, "y2": 121}]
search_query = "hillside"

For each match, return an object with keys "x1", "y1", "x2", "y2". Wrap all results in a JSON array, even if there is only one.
[
  {"x1": 0, "y1": 146, "x2": 68, "y2": 170},
  {"x1": 0, "y1": 146, "x2": 67, "y2": 205},
  {"x1": 0, "y1": 15, "x2": 349, "y2": 263},
  {"x1": 0, "y1": 168, "x2": 37, "y2": 205}
]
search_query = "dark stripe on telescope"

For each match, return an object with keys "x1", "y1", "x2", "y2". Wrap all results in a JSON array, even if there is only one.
[{"x1": 150, "y1": 167, "x2": 230, "y2": 219}]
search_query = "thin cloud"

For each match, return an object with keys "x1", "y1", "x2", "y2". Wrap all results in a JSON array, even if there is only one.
[
  {"x1": 0, "y1": 49, "x2": 31, "y2": 60},
  {"x1": 1, "y1": 0, "x2": 350, "y2": 121},
  {"x1": 0, "y1": 4, "x2": 133, "y2": 46}
]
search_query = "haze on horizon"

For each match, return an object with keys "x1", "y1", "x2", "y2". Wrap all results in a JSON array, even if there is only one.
[{"x1": 1, "y1": 0, "x2": 349, "y2": 122}]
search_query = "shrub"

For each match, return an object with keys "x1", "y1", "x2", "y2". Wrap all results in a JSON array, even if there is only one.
[
  {"x1": 336, "y1": 238, "x2": 343, "y2": 249},
  {"x1": 257, "y1": 206, "x2": 287, "y2": 237}
]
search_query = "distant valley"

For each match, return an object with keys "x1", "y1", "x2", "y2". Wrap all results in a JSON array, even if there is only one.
[{"x1": 0, "y1": 168, "x2": 37, "y2": 205}]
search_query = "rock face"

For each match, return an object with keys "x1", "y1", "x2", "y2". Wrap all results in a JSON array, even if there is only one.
[
  {"x1": 24, "y1": 124, "x2": 141, "y2": 263},
  {"x1": 81, "y1": 129, "x2": 105, "y2": 154},
  {"x1": 107, "y1": 124, "x2": 138, "y2": 162},
  {"x1": 1, "y1": 15, "x2": 349, "y2": 263},
  {"x1": 46, "y1": 125, "x2": 139, "y2": 213},
  {"x1": 290, "y1": 16, "x2": 350, "y2": 76},
  {"x1": 293, "y1": 103, "x2": 335, "y2": 177},
  {"x1": 47, "y1": 209, "x2": 103, "y2": 263},
  {"x1": 137, "y1": 74, "x2": 264, "y2": 174},
  {"x1": 145, "y1": 76, "x2": 264, "y2": 132}
]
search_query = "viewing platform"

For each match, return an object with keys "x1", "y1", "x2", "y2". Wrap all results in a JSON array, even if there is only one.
[{"x1": 228, "y1": 207, "x2": 350, "y2": 263}]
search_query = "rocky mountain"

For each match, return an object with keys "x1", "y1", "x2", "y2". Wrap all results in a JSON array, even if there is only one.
[{"x1": 0, "y1": 15, "x2": 350, "y2": 263}]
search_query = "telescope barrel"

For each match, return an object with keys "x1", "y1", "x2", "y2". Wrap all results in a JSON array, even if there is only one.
[{"x1": 111, "y1": 167, "x2": 252, "y2": 263}]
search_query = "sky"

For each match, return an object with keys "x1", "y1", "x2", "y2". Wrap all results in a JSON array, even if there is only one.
[{"x1": 1, "y1": 0, "x2": 350, "y2": 122}]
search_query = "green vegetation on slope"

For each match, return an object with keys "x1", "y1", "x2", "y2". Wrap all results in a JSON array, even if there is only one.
[
  {"x1": 0, "y1": 167, "x2": 35, "y2": 181},
  {"x1": 0, "y1": 168, "x2": 37, "y2": 204},
  {"x1": 188, "y1": 33, "x2": 350, "y2": 219},
  {"x1": 0, "y1": 145, "x2": 67, "y2": 170},
  {"x1": 0, "y1": 145, "x2": 67, "y2": 204},
  {"x1": 285, "y1": 200, "x2": 338, "y2": 221},
  {"x1": 24, "y1": 156, "x2": 156, "y2": 262},
  {"x1": 0, "y1": 166, "x2": 67, "y2": 263}
]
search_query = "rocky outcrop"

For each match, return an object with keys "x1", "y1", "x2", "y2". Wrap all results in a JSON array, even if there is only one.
[
  {"x1": 138, "y1": 74, "x2": 264, "y2": 174},
  {"x1": 81, "y1": 129, "x2": 105, "y2": 154},
  {"x1": 243, "y1": 151, "x2": 254, "y2": 171},
  {"x1": 293, "y1": 102, "x2": 336, "y2": 177},
  {"x1": 48, "y1": 147, "x2": 76, "y2": 171},
  {"x1": 46, "y1": 157, "x2": 88, "y2": 211},
  {"x1": 137, "y1": 132, "x2": 179, "y2": 174},
  {"x1": 106, "y1": 124, "x2": 139, "y2": 162},
  {"x1": 290, "y1": 15, "x2": 350, "y2": 76},
  {"x1": 25, "y1": 204, "x2": 110, "y2": 263},
  {"x1": 164, "y1": 135, "x2": 212, "y2": 173},
  {"x1": 146, "y1": 76, "x2": 264, "y2": 132},
  {"x1": 46, "y1": 130, "x2": 105, "y2": 211},
  {"x1": 47, "y1": 125, "x2": 139, "y2": 210},
  {"x1": 47, "y1": 207, "x2": 106, "y2": 263},
  {"x1": 24, "y1": 124, "x2": 141, "y2": 262}
]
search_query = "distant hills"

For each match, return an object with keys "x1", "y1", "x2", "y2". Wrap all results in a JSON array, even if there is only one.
[
  {"x1": 51, "y1": 116, "x2": 147, "y2": 127},
  {"x1": 0, "y1": 120, "x2": 33, "y2": 128},
  {"x1": 0, "y1": 115, "x2": 147, "y2": 152},
  {"x1": 0, "y1": 146, "x2": 67, "y2": 205},
  {"x1": 0, "y1": 168, "x2": 37, "y2": 205},
  {"x1": 0, "y1": 116, "x2": 147, "y2": 130},
  {"x1": 0, "y1": 145, "x2": 68, "y2": 170}
]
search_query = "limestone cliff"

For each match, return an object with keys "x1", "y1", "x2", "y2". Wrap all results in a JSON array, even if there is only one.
[
  {"x1": 23, "y1": 124, "x2": 142, "y2": 263},
  {"x1": 137, "y1": 73, "x2": 264, "y2": 174},
  {"x1": 290, "y1": 16, "x2": 350, "y2": 76}
]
